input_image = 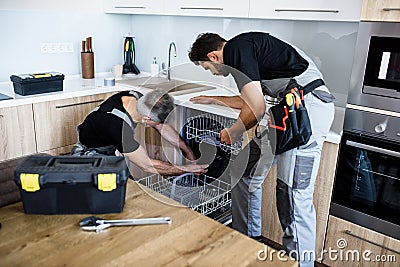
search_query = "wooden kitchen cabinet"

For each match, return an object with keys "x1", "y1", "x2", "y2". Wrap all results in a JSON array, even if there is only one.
[
  {"x1": 261, "y1": 141, "x2": 339, "y2": 261},
  {"x1": 164, "y1": 0, "x2": 250, "y2": 18},
  {"x1": 322, "y1": 215, "x2": 400, "y2": 266},
  {"x1": 249, "y1": 0, "x2": 362, "y2": 21},
  {"x1": 0, "y1": 104, "x2": 36, "y2": 161},
  {"x1": 103, "y1": 0, "x2": 165, "y2": 15},
  {"x1": 33, "y1": 93, "x2": 114, "y2": 153},
  {"x1": 361, "y1": 0, "x2": 400, "y2": 22}
]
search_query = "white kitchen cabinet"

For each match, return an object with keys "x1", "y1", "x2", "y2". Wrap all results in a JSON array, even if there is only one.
[
  {"x1": 103, "y1": 0, "x2": 165, "y2": 15},
  {"x1": 164, "y1": 0, "x2": 250, "y2": 18},
  {"x1": 0, "y1": 104, "x2": 36, "y2": 161},
  {"x1": 361, "y1": 0, "x2": 400, "y2": 22},
  {"x1": 249, "y1": 0, "x2": 363, "y2": 22}
]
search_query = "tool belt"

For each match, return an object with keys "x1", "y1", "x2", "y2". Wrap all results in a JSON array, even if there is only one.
[{"x1": 267, "y1": 79, "x2": 324, "y2": 155}]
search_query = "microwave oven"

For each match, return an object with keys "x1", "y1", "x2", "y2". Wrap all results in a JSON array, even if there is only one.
[{"x1": 347, "y1": 22, "x2": 400, "y2": 113}]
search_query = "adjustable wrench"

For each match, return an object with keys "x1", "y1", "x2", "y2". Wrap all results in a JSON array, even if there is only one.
[{"x1": 79, "y1": 216, "x2": 172, "y2": 232}]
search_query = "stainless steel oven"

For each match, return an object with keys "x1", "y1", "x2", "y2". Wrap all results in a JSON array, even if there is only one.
[
  {"x1": 331, "y1": 21, "x2": 400, "y2": 240},
  {"x1": 331, "y1": 109, "x2": 400, "y2": 239}
]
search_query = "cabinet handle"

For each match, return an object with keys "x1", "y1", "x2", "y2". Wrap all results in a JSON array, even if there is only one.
[
  {"x1": 56, "y1": 99, "x2": 104, "y2": 109},
  {"x1": 114, "y1": 6, "x2": 146, "y2": 9},
  {"x1": 344, "y1": 230, "x2": 400, "y2": 255},
  {"x1": 180, "y1": 7, "x2": 223, "y2": 11},
  {"x1": 275, "y1": 8, "x2": 339, "y2": 13},
  {"x1": 383, "y1": 8, "x2": 400, "y2": 11}
]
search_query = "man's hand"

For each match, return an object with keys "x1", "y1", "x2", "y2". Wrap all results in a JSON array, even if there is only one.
[
  {"x1": 142, "y1": 117, "x2": 160, "y2": 128},
  {"x1": 189, "y1": 95, "x2": 215, "y2": 105},
  {"x1": 185, "y1": 150, "x2": 197, "y2": 161},
  {"x1": 182, "y1": 163, "x2": 209, "y2": 176},
  {"x1": 219, "y1": 127, "x2": 240, "y2": 145},
  {"x1": 190, "y1": 95, "x2": 245, "y2": 109}
]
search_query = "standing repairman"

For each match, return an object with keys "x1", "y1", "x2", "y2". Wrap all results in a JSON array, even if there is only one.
[{"x1": 188, "y1": 32, "x2": 335, "y2": 266}]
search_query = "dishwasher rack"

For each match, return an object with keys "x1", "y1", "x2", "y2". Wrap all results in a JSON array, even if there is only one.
[
  {"x1": 137, "y1": 173, "x2": 231, "y2": 216},
  {"x1": 183, "y1": 114, "x2": 243, "y2": 155}
]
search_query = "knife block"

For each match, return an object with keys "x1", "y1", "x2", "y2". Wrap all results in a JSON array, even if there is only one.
[{"x1": 81, "y1": 52, "x2": 94, "y2": 79}]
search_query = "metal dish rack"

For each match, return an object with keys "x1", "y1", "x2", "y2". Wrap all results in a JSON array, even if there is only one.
[
  {"x1": 136, "y1": 113, "x2": 241, "y2": 218},
  {"x1": 137, "y1": 173, "x2": 231, "y2": 216},
  {"x1": 184, "y1": 114, "x2": 242, "y2": 155}
]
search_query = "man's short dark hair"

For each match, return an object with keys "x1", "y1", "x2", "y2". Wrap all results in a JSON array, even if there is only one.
[
  {"x1": 188, "y1": 33, "x2": 227, "y2": 63},
  {"x1": 136, "y1": 89, "x2": 174, "y2": 123}
]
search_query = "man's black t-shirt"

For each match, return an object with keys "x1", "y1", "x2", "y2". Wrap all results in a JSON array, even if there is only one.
[
  {"x1": 78, "y1": 90, "x2": 142, "y2": 153},
  {"x1": 223, "y1": 32, "x2": 309, "y2": 90}
]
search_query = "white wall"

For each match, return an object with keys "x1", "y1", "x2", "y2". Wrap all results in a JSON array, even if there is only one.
[
  {"x1": 0, "y1": 1, "x2": 131, "y2": 82},
  {"x1": 130, "y1": 15, "x2": 359, "y2": 107},
  {"x1": 0, "y1": 2, "x2": 359, "y2": 107}
]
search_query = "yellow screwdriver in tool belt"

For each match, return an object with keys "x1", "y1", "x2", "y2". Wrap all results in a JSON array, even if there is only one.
[{"x1": 286, "y1": 93, "x2": 295, "y2": 112}]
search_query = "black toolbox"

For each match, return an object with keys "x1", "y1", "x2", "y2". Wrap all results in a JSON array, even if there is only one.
[
  {"x1": 14, "y1": 155, "x2": 129, "y2": 214},
  {"x1": 10, "y1": 72, "x2": 64, "y2": 96}
]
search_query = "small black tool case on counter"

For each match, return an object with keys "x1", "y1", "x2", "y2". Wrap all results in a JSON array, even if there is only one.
[
  {"x1": 14, "y1": 155, "x2": 129, "y2": 214},
  {"x1": 10, "y1": 72, "x2": 64, "y2": 96}
]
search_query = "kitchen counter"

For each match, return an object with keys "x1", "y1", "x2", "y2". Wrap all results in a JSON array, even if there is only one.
[
  {"x1": 0, "y1": 73, "x2": 141, "y2": 109},
  {"x1": 0, "y1": 179, "x2": 297, "y2": 266},
  {"x1": 0, "y1": 73, "x2": 343, "y2": 144}
]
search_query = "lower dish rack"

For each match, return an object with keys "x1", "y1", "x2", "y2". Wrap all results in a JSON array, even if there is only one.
[{"x1": 136, "y1": 173, "x2": 231, "y2": 216}]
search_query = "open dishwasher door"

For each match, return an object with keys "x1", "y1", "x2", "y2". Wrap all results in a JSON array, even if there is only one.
[
  {"x1": 137, "y1": 112, "x2": 243, "y2": 225},
  {"x1": 179, "y1": 113, "x2": 244, "y2": 224}
]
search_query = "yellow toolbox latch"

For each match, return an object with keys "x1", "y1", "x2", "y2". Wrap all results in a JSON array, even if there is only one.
[
  {"x1": 98, "y1": 173, "x2": 117, "y2": 192},
  {"x1": 20, "y1": 173, "x2": 40, "y2": 192},
  {"x1": 32, "y1": 73, "x2": 51, "y2": 78}
]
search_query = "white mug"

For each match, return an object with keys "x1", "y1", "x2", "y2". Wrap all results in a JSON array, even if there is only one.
[{"x1": 111, "y1": 64, "x2": 123, "y2": 78}]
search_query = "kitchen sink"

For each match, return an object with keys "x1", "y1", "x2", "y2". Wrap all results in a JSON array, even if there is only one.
[{"x1": 117, "y1": 77, "x2": 215, "y2": 96}]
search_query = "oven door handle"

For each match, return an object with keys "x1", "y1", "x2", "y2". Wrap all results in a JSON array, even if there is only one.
[{"x1": 346, "y1": 140, "x2": 400, "y2": 158}]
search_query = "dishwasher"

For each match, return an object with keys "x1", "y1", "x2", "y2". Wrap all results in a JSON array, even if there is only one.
[{"x1": 137, "y1": 109, "x2": 242, "y2": 225}]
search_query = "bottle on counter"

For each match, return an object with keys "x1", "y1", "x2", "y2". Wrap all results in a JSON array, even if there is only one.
[{"x1": 151, "y1": 57, "x2": 159, "y2": 76}]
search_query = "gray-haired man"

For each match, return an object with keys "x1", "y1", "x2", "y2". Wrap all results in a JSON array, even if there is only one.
[{"x1": 76, "y1": 89, "x2": 208, "y2": 176}]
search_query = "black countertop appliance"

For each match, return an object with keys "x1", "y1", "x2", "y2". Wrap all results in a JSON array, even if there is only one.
[{"x1": 123, "y1": 36, "x2": 140, "y2": 75}]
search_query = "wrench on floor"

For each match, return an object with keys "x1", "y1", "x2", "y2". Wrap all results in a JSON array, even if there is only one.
[{"x1": 79, "y1": 216, "x2": 172, "y2": 232}]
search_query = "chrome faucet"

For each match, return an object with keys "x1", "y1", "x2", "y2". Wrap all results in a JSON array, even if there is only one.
[{"x1": 167, "y1": 42, "x2": 177, "y2": 81}]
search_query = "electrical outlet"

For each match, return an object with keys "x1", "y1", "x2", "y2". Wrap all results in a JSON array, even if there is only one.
[{"x1": 41, "y1": 42, "x2": 74, "y2": 54}]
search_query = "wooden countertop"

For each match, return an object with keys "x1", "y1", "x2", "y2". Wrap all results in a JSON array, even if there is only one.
[{"x1": 0, "y1": 180, "x2": 297, "y2": 267}]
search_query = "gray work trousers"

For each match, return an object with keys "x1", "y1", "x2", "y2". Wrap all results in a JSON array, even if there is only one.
[{"x1": 230, "y1": 91, "x2": 334, "y2": 267}]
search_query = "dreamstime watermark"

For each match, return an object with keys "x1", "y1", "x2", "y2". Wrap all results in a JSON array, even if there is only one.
[{"x1": 257, "y1": 238, "x2": 397, "y2": 263}]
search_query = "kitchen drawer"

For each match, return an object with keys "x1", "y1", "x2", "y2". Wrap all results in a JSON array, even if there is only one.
[
  {"x1": 164, "y1": 0, "x2": 250, "y2": 18},
  {"x1": 249, "y1": 0, "x2": 362, "y2": 22},
  {"x1": 103, "y1": 0, "x2": 165, "y2": 15},
  {"x1": 361, "y1": 0, "x2": 400, "y2": 22},
  {"x1": 33, "y1": 93, "x2": 113, "y2": 152},
  {"x1": 323, "y1": 215, "x2": 400, "y2": 266},
  {"x1": 0, "y1": 104, "x2": 36, "y2": 161}
]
